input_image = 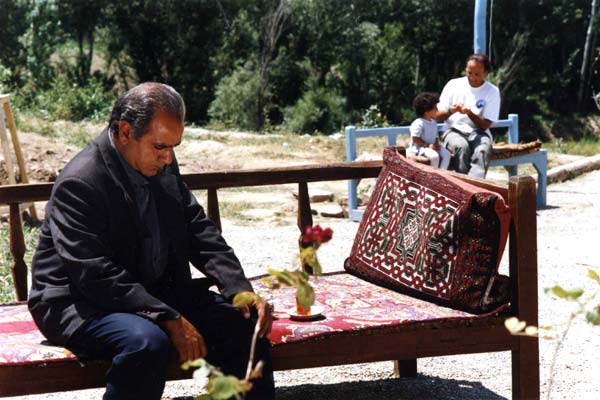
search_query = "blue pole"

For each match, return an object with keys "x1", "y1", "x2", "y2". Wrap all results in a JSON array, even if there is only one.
[{"x1": 474, "y1": 0, "x2": 487, "y2": 54}]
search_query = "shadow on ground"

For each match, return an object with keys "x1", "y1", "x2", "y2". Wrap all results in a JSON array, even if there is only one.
[{"x1": 276, "y1": 375, "x2": 506, "y2": 400}]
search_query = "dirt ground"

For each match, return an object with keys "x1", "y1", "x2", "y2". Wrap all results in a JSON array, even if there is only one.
[
  {"x1": 1, "y1": 125, "x2": 366, "y2": 223},
  {"x1": 0, "y1": 126, "x2": 343, "y2": 183}
]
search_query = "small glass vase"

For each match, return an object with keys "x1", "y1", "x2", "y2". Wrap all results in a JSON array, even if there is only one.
[{"x1": 295, "y1": 295, "x2": 311, "y2": 316}]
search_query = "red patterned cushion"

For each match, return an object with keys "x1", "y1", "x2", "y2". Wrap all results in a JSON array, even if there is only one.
[
  {"x1": 0, "y1": 303, "x2": 77, "y2": 366},
  {"x1": 345, "y1": 147, "x2": 510, "y2": 313},
  {"x1": 251, "y1": 273, "x2": 497, "y2": 346},
  {"x1": 1, "y1": 274, "x2": 498, "y2": 366}
]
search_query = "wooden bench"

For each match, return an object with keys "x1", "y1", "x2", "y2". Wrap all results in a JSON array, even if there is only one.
[
  {"x1": 0, "y1": 160, "x2": 539, "y2": 399},
  {"x1": 345, "y1": 114, "x2": 548, "y2": 219}
]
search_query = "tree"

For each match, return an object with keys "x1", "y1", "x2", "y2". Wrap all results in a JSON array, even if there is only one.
[
  {"x1": 106, "y1": 0, "x2": 226, "y2": 122},
  {"x1": 0, "y1": 0, "x2": 29, "y2": 87},
  {"x1": 23, "y1": 0, "x2": 63, "y2": 90},
  {"x1": 578, "y1": 0, "x2": 598, "y2": 110},
  {"x1": 257, "y1": 0, "x2": 290, "y2": 129},
  {"x1": 58, "y1": 0, "x2": 107, "y2": 85}
]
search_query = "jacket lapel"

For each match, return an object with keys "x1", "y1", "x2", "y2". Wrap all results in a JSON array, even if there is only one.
[{"x1": 95, "y1": 129, "x2": 145, "y2": 236}]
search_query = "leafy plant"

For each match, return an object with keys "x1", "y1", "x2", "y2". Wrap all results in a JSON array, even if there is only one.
[
  {"x1": 542, "y1": 268, "x2": 600, "y2": 399},
  {"x1": 284, "y1": 86, "x2": 346, "y2": 135},
  {"x1": 262, "y1": 224, "x2": 333, "y2": 310},
  {"x1": 33, "y1": 76, "x2": 114, "y2": 121},
  {"x1": 359, "y1": 104, "x2": 388, "y2": 128},
  {"x1": 208, "y1": 63, "x2": 263, "y2": 131},
  {"x1": 181, "y1": 357, "x2": 262, "y2": 400},
  {"x1": 506, "y1": 268, "x2": 600, "y2": 400},
  {"x1": 0, "y1": 64, "x2": 11, "y2": 93},
  {"x1": 183, "y1": 225, "x2": 333, "y2": 399}
]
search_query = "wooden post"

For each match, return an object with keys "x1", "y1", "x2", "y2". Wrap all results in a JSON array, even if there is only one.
[
  {"x1": 1, "y1": 94, "x2": 38, "y2": 220},
  {"x1": 0, "y1": 100, "x2": 16, "y2": 184},
  {"x1": 9, "y1": 203, "x2": 28, "y2": 301},
  {"x1": 394, "y1": 359, "x2": 417, "y2": 378},
  {"x1": 297, "y1": 182, "x2": 313, "y2": 274},
  {"x1": 206, "y1": 188, "x2": 222, "y2": 232},
  {"x1": 508, "y1": 176, "x2": 540, "y2": 400}
]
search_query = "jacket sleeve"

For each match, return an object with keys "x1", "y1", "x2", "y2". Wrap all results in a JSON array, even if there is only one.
[
  {"x1": 49, "y1": 177, "x2": 180, "y2": 321},
  {"x1": 179, "y1": 179, "x2": 254, "y2": 300}
]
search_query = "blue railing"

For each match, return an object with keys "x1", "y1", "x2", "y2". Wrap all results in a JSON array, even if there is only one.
[{"x1": 345, "y1": 114, "x2": 547, "y2": 221}]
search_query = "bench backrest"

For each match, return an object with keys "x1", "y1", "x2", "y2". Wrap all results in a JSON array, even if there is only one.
[{"x1": 344, "y1": 114, "x2": 520, "y2": 219}]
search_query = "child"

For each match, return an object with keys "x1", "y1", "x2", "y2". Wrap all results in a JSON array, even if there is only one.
[{"x1": 408, "y1": 92, "x2": 451, "y2": 169}]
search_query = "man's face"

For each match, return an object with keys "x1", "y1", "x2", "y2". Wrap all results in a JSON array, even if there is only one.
[
  {"x1": 465, "y1": 60, "x2": 488, "y2": 88},
  {"x1": 117, "y1": 110, "x2": 183, "y2": 177}
]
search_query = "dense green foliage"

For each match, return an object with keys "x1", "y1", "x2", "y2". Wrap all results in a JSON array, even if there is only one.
[{"x1": 1, "y1": 0, "x2": 599, "y2": 137}]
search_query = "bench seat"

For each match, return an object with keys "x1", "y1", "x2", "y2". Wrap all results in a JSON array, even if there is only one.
[
  {"x1": 0, "y1": 272, "x2": 505, "y2": 367},
  {"x1": 0, "y1": 272, "x2": 512, "y2": 396}
]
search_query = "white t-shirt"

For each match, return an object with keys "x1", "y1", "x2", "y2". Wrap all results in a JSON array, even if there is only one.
[
  {"x1": 438, "y1": 76, "x2": 500, "y2": 137},
  {"x1": 409, "y1": 117, "x2": 439, "y2": 149}
]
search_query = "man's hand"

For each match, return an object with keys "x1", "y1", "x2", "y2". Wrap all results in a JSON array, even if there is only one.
[
  {"x1": 450, "y1": 102, "x2": 464, "y2": 114},
  {"x1": 460, "y1": 106, "x2": 492, "y2": 131},
  {"x1": 240, "y1": 297, "x2": 274, "y2": 339},
  {"x1": 159, "y1": 316, "x2": 207, "y2": 364}
]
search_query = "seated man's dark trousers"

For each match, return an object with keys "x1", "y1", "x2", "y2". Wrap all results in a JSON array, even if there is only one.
[
  {"x1": 67, "y1": 288, "x2": 275, "y2": 400},
  {"x1": 442, "y1": 128, "x2": 492, "y2": 178}
]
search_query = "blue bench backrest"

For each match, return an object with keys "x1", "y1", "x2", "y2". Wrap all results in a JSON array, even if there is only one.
[
  {"x1": 345, "y1": 113, "x2": 519, "y2": 163},
  {"x1": 343, "y1": 113, "x2": 546, "y2": 216}
]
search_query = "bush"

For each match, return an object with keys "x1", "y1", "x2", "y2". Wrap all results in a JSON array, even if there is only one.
[
  {"x1": 359, "y1": 105, "x2": 388, "y2": 128},
  {"x1": 0, "y1": 64, "x2": 11, "y2": 93},
  {"x1": 208, "y1": 64, "x2": 262, "y2": 131},
  {"x1": 284, "y1": 87, "x2": 346, "y2": 134},
  {"x1": 34, "y1": 76, "x2": 114, "y2": 121}
]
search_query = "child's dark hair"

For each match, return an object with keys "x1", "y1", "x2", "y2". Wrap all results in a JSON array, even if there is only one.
[{"x1": 413, "y1": 92, "x2": 439, "y2": 118}]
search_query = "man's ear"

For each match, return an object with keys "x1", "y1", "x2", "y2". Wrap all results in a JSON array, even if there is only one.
[{"x1": 118, "y1": 121, "x2": 133, "y2": 144}]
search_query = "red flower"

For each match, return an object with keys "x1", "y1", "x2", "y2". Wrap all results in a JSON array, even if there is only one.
[
  {"x1": 302, "y1": 225, "x2": 333, "y2": 246},
  {"x1": 320, "y1": 227, "x2": 333, "y2": 243}
]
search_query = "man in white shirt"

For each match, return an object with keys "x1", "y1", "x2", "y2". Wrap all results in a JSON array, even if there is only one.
[{"x1": 437, "y1": 54, "x2": 500, "y2": 178}]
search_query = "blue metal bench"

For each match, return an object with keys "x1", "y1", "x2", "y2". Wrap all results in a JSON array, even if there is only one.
[{"x1": 345, "y1": 114, "x2": 547, "y2": 221}]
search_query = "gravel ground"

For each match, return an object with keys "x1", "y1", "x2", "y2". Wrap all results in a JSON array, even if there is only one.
[{"x1": 7, "y1": 168, "x2": 600, "y2": 400}]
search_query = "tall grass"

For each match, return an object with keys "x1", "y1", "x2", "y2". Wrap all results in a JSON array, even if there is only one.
[{"x1": 545, "y1": 136, "x2": 600, "y2": 157}]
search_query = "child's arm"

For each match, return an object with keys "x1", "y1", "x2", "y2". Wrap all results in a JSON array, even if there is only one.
[
  {"x1": 412, "y1": 136, "x2": 429, "y2": 148},
  {"x1": 413, "y1": 136, "x2": 440, "y2": 150}
]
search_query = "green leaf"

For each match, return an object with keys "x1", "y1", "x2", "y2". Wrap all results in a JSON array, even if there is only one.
[
  {"x1": 182, "y1": 358, "x2": 207, "y2": 370},
  {"x1": 207, "y1": 376, "x2": 242, "y2": 400},
  {"x1": 298, "y1": 270, "x2": 310, "y2": 281},
  {"x1": 232, "y1": 291, "x2": 259, "y2": 308},
  {"x1": 588, "y1": 269, "x2": 600, "y2": 283},
  {"x1": 193, "y1": 365, "x2": 212, "y2": 381},
  {"x1": 267, "y1": 269, "x2": 296, "y2": 286},
  {"x1": 296, "y1": 282, "x2": 315, "y2": 310},
  {"x1": 586, "y1": 306, "x2": 600, "y2": 325},
  {"x1": 547, "y1": 285, "x2": 584, "y2": 300},
  {"x1": 260, "y1": 276, "x2": 280, "y2": 289},
  {"x1": 300, "y1": 247, "x2": 317, "y2": 269},
  {"x1": 311, "y1": 257, "x2": 322, "y2": 276}
]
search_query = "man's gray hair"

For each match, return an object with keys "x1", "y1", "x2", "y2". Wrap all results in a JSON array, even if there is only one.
[{"x1": 108, "y1": 82, "x2": 186, "y2": 139}]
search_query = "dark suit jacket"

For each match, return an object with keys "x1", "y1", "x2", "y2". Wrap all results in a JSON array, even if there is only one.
[{"x1": 28, "y1": 129, "x2": 253, "y2": 345}]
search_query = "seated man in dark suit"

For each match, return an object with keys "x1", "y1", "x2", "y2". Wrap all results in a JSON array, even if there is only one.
[{"x1": 27, "y1": 82, "x2": 274, "y2": 400}]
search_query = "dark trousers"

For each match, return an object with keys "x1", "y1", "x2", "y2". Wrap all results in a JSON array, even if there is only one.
[{"x1": 67, "y1": 291, "x2": 275, "y2": 400}]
